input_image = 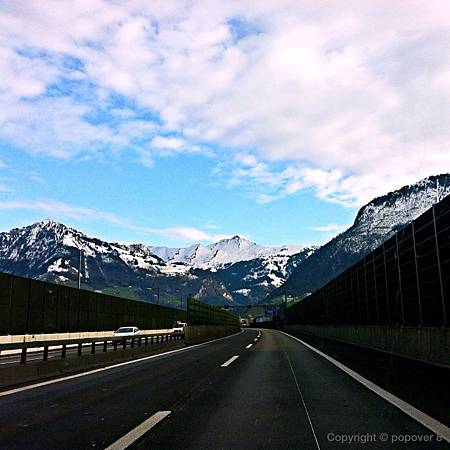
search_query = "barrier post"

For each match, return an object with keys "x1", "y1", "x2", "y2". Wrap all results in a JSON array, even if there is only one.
[{"x1": 20, "y1": 348, "x2": 27, "y2": 364}]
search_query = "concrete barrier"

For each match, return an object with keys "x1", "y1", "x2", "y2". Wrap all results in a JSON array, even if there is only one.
[
  {"x1": 285, "y1": 325, "x2": 450, "y2": 368},
  {"x1": 0, "y1": 329, "x2": 173, "y2": 355},
  {"x1": 184, "y1": 325, "x2": 240, "y2": 345},
  {"x1": 0, "y1": 329, "x2": 173, "y2": 344}
]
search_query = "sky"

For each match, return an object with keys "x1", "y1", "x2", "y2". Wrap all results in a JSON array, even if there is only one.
[{"x1": 0, "y1": 0, "x2": 449, "y2": 247}]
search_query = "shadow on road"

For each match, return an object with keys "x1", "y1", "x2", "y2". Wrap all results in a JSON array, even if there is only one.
[{"x1": 288, "y1": 331, "x2": 450, "y2": 427}]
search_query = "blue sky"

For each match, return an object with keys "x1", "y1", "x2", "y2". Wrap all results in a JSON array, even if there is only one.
[
  {"x1": 0, "y1": 142, "x2": 354, "y2": 246},
  {"x1": 0, "y1": 1, "x2": 449, "y2": 247}
]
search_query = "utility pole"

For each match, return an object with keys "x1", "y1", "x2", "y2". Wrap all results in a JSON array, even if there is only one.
[{"x1": 77, "y1": 249, "x2": 82, "y2": 289}]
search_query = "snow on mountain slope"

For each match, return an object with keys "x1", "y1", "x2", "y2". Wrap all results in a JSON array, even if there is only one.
[
  {"x1": 0, "y1": 219, "x2": 167, "y2": 278},
  {"x1": 0, "y1": 220, "x2": 234, "y2": 305},
  {"x1": 271, "y1": 174, "x2": 450, "y2": 298},
  {"x1": 213, "y1": 246, "x2": 316, "y2": 303},
  {"x1": 150, "y1": 236, "x2": 316, "y2": 303},
  {"x1": 150, "y1": 235, "x2": 306, "y2": 271},
  {"x1": 0, "y1": 220, "x2": 314, "y2": 305}
]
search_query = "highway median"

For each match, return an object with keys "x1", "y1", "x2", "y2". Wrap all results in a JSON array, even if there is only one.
[{"x1": 0, "y1": 334, "x2": 184, "y2": 390}]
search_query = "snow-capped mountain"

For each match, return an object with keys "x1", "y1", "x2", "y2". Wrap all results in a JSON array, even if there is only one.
[
  {"x1": 0, "y1": 219, "x2": 166, "y2": 281},
  {"x1": 0, "y1": 220, "x2": 314, "y2": 305},
  {"x1": 149, "y1": 236, "x2": 315, "y2": 303},
  {"x1": 211, "y1": 246, "x2": 316, "y2": 303},
  {"x1": 3, "y1": 174, "x2": 445, "y2": 306},
  {"x1": 0, "y1": 220, "x2": 232, "y2": 305},
  {"x1": 150, "y1": 236, "x2": 306, "y2": 271},
  {"x1": 271, "y1": 174, "x2": 450, "y2": 299}
]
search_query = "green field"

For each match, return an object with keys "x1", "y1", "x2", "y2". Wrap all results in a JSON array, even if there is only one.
[{"x1": 102, "y1": 286, "x2": 142, "y2": 301}]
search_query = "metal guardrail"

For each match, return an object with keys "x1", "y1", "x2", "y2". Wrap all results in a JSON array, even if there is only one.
[{"x1": 0, "y1": 332, "x2": 184, "y2": 365}]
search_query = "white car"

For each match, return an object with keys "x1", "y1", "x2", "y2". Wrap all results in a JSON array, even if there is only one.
[
  {"x1": 113, "y1": 326, "x2": 141, "y2": 337},
  {"x1": 172, "y1": 321, "x2": 187, "y2": 333}
]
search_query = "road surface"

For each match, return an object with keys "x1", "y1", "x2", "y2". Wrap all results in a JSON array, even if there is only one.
[{"x1": 0, "y1": 329, "x2": 448, "y2": 449}]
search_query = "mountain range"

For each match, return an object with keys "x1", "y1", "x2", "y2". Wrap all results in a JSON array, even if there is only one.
[
  {"x1": 0, "y1": 219, "x2": 314, "y2": 305},
  {"x1": 0, "y1": 174, "x2": 448, "y2": 307}
]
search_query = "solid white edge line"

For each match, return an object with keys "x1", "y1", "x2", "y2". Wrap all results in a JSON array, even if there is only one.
[
  {"x1": 221, "y1": 355, "x2": 239, "y2": 367},
  {"x1": 105, "y1": 410, "x2": 171, "y2": 450},
  {"x1": 245, "y1": 344, "x2": 253, "y2": 349},
  {"x1": 279, "y1": 330, "x2": 450, "y2": 443},
  {"x1": 0, "y1": 330, "x2": 246, "y2": 398}
]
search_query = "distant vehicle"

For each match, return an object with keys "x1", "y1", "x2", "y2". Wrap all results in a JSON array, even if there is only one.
[
  {"x1": 172, "y1": 321, "x2": 187, "y2": 333},
  {"x1": 254, "y1": 316, "x2": 272, "y2": 323},
  {"x1": 113, "y1": 327, "x2": 141, "y2": 337}
]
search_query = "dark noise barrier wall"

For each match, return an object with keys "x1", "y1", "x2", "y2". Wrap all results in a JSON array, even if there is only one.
[
  {"x1": 185, "y1": 298, "x2": 240, "y2": 344},
  {"x1": 284, "y1": 194, "x2": 450, "y2": 367},
  {"x1": 0, "y1": 273, "x2": 186, "y2": 335},
  {"x1": 286, "y1": 193, "x2": 450, "y2": 327},
  {"x1": 187, "y1": 298, "x2": 240, "y2": 326}
]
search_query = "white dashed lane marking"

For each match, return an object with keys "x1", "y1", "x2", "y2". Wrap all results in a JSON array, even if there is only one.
[
  {"x1": 221, "y1": 355, "x2": 239, "y2": 367},
  {"x1": 105, "y1": 411, "x2": 171, "y2": 450}
]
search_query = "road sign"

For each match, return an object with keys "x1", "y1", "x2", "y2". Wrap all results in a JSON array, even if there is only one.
[{"x1": 265, "y1": 305, "x2": 280, "y2": 316}]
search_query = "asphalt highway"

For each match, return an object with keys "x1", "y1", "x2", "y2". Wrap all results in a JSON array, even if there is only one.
[{"x1": 0, "y1": 329, "x2": 448, "y2": 450}]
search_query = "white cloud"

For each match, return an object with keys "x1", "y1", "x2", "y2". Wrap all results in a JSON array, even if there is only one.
[
  {"x1": 203, "y1": 222, "x2": 221, "y2": 230},
  {"x1": 29, "y1": 172, "x2": 46, "y2": 184},
  {"x1": 0, "y1": 184, "x2": 14, "y2": 193},
  {"x1": 0, "y1": 1, "x2": 450, "y2": 204},
  {"x1": 0, "y1": 97, "x2": 119, "y2": 159},
  {"x1": 310, "y1": 223, "x2": 351, "y2": 233},
  {"x1": 0, "y1": 199, "x2": 129, "y2": 224},
  {"x1": 0, "y1": 159, "x2": 14, "y2": 192},
  {"x1": 148, "y1": 135, "x2": 213, "y2": 157},
  {"x1": 309, "y1": 222, "x2": 352, "y2": 243},
  {"x1": 0, "y1": 198, "x2": 229, "y2": 243},
  {"x1": 151, "y1": 136, "x2": 186, "y2": 151},
  {"x1": 137, "y1": 226, "x2": 231, "y2": 242}
]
